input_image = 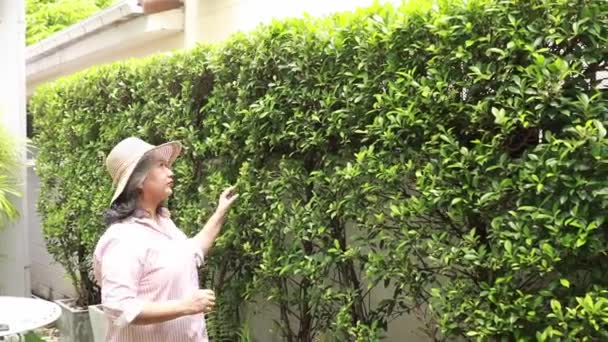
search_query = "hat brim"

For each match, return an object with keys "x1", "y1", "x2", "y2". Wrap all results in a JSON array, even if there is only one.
[{"x1": 110, "y1": 141, "x2": 182, "y2": 204}]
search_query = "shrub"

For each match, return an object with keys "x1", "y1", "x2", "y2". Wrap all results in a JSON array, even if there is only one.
[{"x1": 30, "y1": 0, "x2": 608, "y2": 340}]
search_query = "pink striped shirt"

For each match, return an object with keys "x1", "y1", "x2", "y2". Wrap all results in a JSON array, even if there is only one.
[{"x1": 93, "y1": 209, "x2": 208, "y2": 342}]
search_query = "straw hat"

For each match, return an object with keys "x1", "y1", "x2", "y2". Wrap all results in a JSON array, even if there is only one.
[{"x1": 105, "y1": 137, "x2": 182, "y2": 204}]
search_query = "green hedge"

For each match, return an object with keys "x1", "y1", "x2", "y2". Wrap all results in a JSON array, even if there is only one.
[{"x1": 30, "y1": 0, "x2": 608, "y2": 340}]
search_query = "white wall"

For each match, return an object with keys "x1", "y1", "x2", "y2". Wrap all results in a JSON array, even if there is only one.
[
  {"x1": 185, "y1": 0, "x2": 402, "y2": 45},
  {"x1": 0, "y1": 0, "x2": 31, "y2": 297}
]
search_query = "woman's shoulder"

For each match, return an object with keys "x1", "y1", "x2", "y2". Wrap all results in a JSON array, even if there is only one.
[
  {"x1": 106, "y1": 220, "x2": 140, "y2": 235},
  {"x1": 96, "y1": 221, "x2": 140, "y2": 247},
  {"x1": 94, "y1": 221, "x2": 145, "y2": 259}
]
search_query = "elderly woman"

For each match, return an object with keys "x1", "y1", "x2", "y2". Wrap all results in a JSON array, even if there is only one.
[{"x1": 93, "y1": 137, "x2": 238, "y2": 342}]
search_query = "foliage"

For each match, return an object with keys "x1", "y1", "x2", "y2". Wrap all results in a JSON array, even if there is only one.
[
  {"x1": 29, "y1": 0, "x2": 608, "y2": 340},
  {"x1": 24, "y1": 331, "x2": 46, "y2": 342},
  {"x1": 0, "y1": 124, "x2": 22, "y2": 228},
  {"x1": 26, "y1": 0, "x2": 116, "y2": 45}
]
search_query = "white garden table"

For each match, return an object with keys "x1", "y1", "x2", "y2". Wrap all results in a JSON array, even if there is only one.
[{"x1": 0, "y1": 296, "x2": 61, "y2": 340}]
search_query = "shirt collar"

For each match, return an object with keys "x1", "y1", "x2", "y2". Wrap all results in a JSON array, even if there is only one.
[
  {"x1": 133, "y1": 207, "x2": 171, "y2": 219},
  {"x1": 131, "y1": 207, "x2": 173, "y2": 239}
]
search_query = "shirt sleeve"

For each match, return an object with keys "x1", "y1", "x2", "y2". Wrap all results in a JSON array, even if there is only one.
[
  {"x1": 98, "y1": 236, "x2": 145, "y2": 327},
  {"x1": 187, "y1": 238, "x2": 205, "y2": 267}
]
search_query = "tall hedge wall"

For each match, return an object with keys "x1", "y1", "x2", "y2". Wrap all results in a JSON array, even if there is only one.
[{"x1": 30, "y1": 0, "x2": 608, "y2": 340}]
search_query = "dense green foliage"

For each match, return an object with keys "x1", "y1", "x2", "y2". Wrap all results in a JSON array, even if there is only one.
[
  {"x1": 30, "y1": 0, "x2": 608, "y2": 340},
  {"x1": 26, "y1": 0, "x2": 115, "y2": 45}
]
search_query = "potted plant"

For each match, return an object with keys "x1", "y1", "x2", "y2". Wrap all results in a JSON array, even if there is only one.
[{"x1": 87, "y1": 302, "x2": 108, "y2": 342}]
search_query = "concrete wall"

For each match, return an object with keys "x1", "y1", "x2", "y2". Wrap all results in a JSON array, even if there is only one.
[{"x1": 27, "y1": 164, "x2": 76, "y2": 300}]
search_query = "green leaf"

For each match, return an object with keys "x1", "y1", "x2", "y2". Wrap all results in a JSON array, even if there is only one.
[
  {"x1": 542, "y1": 243, "x2": 554, "y2": 256},
  {"x1": 504, "y1": 240, "x2": 512, "y2": 254},
  {"x1": 492, "y1": 107, "x2": 507, "y2": 125},
  {"x1": 24, "y1": 332, "x2": 45, "y2": 342},
  {"x1": 593, "y1": 120, "x2": 606, "y2": 138}
]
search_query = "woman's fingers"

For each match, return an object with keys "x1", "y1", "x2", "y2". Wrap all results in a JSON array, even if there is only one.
[{"x1": 222, "y1": 186, "x2": 236, "y2": 198}]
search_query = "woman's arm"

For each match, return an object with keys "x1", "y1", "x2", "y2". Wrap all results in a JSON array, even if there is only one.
[
  {"x1": 131, "y1": 300, "x2": 186, "y2": 325},
  {"x1": 192, "y1": 186, "x2": 238, "y2": 256},
  {"x1": 132, "y1": 289, "x2": 216, "y2": 325}
]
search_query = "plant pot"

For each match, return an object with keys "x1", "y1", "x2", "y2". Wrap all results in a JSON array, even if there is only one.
[
  {"x1": 87, "y1": 304, "x2": 108, "y2": 342},
  {"x1": 55, "y1": 299, "x2": 94, "y2": 342}
]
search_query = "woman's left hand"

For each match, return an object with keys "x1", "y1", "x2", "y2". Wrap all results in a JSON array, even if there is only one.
[{"x1": 216, "y1": 185, "x2": 239, "y2": 215}]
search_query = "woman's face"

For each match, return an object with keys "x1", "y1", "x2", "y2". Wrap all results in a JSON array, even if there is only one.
[{"x1": 141, "y1": 159, "x2": 174, "y2": 203}]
